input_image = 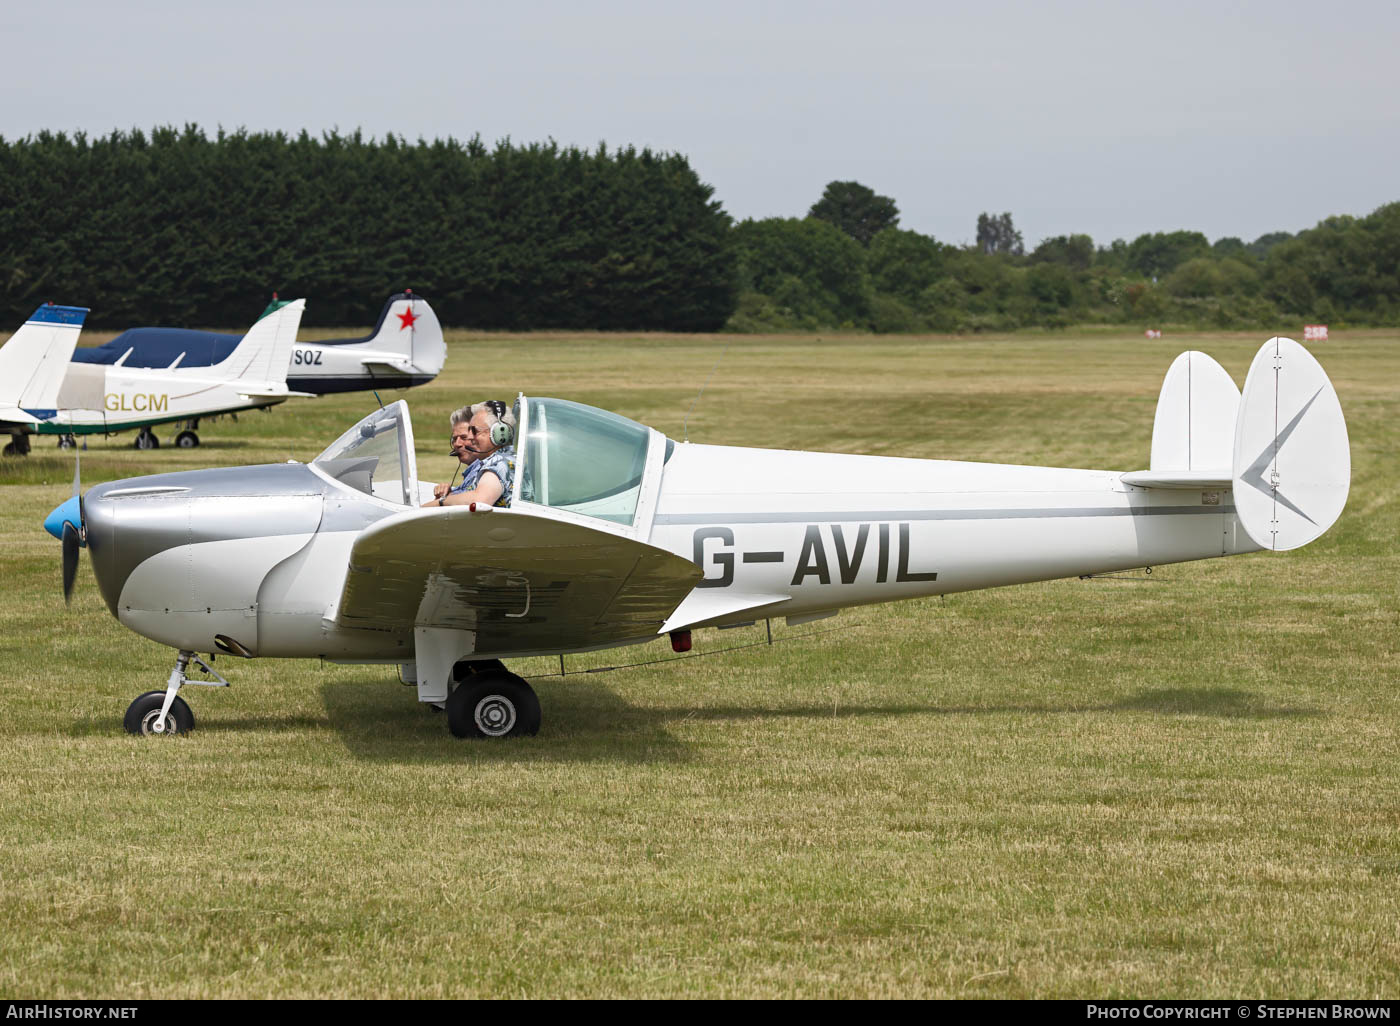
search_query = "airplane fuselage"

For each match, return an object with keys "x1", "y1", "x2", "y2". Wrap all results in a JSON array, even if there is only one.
[{"x1": 81, "y1": 442, "x2": 1255, "y2": 664}]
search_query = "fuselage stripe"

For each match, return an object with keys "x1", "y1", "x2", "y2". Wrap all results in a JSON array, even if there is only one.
[{"x1": 654, "y1": 505, "x2": 1234, "y2": 526}]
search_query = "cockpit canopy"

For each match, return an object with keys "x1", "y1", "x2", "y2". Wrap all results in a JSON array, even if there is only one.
[
  {"x1": 516, "y1": 397, "x2": 654, "y2": 526},
  {"x1": 309, "y1": 396, "x2": 666, "y2": 532}
]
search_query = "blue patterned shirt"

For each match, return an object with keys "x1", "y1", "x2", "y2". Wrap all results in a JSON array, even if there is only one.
[{"x1": 449, "y1": 446, "x2": 515, "y2": 506}]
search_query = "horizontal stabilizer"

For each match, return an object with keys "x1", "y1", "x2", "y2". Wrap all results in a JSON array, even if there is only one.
[
  {"x1": 0, "y1": 305, "x2": 89, "y2": 408},
  {"x1": 1120, "y1": 469, "x2": 1232, "y2": 489},
  {"x1": 361, "y1": 359, "x2": 416, "y2": 375},
  {"x1": 1233, "y1": 337, "x2": 1349, "y2": 551}
]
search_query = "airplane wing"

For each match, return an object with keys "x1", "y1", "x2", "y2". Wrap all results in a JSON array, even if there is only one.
[{"x1": 334, "y1": 507, "x2": 702, "y2": 655}]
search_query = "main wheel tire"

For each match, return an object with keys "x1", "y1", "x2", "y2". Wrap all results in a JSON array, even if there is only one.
[
  {"x1": 175, "y1": 431, "x2": 199, "y2": 448},
  {"x1": 445, "y1": 671, "x2": 540, "y2": 739},
  {"x1": 133, "y1": 431, "x2": 159, "y2": 450},
  {"x1": 123, "y1": 691, "x2": 195, "y2": 736},
  {"x1": 57, "y1": 435, "x2": 76, "y2": 450},
  {"x1": 1, "y1": 442, "x2": 14, "y2": 457}
]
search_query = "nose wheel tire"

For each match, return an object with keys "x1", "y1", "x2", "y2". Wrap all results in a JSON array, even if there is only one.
[
  {"x1": 123, "y1": 691, "x2": 195, "y2": 736},
  {"x1": 445, "y1": 671, "x2": 540, "y2": 739}
]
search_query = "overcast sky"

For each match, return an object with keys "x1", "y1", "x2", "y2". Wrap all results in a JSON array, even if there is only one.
[{"x1": 5, "y1": 0, "x2": 1396, "y2": 249}]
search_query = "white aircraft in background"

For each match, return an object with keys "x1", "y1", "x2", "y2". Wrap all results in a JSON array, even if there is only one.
[
  {"x1": 1, "y1": 300, "x2": 306, "y2": 453},
  {"x1": 70, "y1": 291, "x2": 446, "y2": 400},
  {"x1": 46, "y1": 337, "x2": 1348, "y2": 741}
]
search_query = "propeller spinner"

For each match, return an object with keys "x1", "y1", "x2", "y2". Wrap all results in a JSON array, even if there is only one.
[{"x1": 43, "y1": 449, "x2": 86, "y2": 605}]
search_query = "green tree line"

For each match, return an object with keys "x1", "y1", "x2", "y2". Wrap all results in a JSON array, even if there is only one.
[
  {"x1": 0, "y1": 127, "x2": 737, "y2": 330},
  {"x1": 733, "y1": 182, "x2": 1400, "y2": 332},
  {"x1": 0, "y1": 128, "x2": 1396, "y2": 333}
]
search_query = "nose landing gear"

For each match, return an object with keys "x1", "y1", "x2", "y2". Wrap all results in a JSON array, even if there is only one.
[{"x1": 123, "y1": 649, "x2": 229, "y2": 736}]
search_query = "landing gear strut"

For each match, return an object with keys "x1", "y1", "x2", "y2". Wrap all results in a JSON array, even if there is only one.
[{"x1": 123, "y1": 649, "x2": 229, "y2": 736}]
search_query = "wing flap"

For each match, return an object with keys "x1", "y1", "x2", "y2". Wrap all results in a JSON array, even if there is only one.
[{"x1": 336, "y1": 508, "x2": 702, "y2": 656}]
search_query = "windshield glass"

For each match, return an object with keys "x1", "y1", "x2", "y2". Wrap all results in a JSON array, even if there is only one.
[
  {"x1": 314, "y1": 401, "x2": 415, "y2": 505},
  {"x1": 518, "y1": 398, "x2": 650, "y2": 525}
]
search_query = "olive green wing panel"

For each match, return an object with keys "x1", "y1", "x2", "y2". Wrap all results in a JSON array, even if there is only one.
[{"x1": 335, "y1": 508, "x2": 702, "y2": 655}]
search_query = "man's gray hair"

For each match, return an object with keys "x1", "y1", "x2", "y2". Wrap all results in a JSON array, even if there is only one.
[{"x1": 449, "y1": 400, "x2": 516, "y2": 432}]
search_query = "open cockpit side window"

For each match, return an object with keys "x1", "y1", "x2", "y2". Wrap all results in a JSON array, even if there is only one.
[{"x1": 312, "y1": 399, "x2": 419, "y2": 506}]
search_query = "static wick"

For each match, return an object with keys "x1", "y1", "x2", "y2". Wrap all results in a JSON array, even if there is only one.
[{"x1": 683, "y1": 345, "x2": 730, "y2": 443}]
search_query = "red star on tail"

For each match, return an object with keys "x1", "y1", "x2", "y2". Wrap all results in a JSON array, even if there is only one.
[{"x1": 397, "y1": 306, "x2": 419, "y2": 330}]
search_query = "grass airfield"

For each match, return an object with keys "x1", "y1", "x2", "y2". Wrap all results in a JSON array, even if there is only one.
[{"x1": 0, "y1": 326, "x2": 1396, "y2": 998}]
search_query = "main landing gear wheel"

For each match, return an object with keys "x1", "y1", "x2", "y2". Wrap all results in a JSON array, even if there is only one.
[
  {"x1": 174, "y1": 430, "x2": 200, "y2": 448},
  {"x1": 133, "y1": 429, "x2": 159, "y2": 450},
  {"x1": 57, "y1": 435, "x2": 76, "y2": 450},
  {"x1": 124, "y1": 691, "x2": 195, "y2": 736},
  {"x1": 446, "y1": 670, "x2": 540, "y2": 740}
]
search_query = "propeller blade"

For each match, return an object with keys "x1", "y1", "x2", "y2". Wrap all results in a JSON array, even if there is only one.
[{"x1": 61, "y1": 522, "x2": 79, "y2": 605}]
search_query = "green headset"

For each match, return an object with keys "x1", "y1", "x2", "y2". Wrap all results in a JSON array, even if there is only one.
[{"x1": 483, "y1": 399, "x2": 514, "y2": 447}]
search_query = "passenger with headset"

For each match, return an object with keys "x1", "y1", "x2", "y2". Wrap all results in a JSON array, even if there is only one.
[{"x1": 425, "y1": 400, "x2": 516, "y2": 508}]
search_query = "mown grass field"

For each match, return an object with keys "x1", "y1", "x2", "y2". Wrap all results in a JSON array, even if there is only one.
[{"x1": 0, "y1": 327, "x2": 1396, "y2": 998}]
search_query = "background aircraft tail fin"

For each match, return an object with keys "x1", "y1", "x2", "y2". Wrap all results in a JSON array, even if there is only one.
[
  {"x1": 362, "y1": 292, "x2": 445, "y2": 375},
  {"x1": 1232, "y1": 337, "x2": 1350, "y2": 551},
  {"x1": 0, "y1": 305, "x2": 88, "y2": 409},
  {"x1": 208, "y1": 298, "x2": 305, "y2": 384}
]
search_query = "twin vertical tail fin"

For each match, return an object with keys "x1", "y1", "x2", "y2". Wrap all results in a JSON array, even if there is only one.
[
  {"x1": 1147, "y1": 350, "x2": 1240, "y2": 483},
  {"x1": 208, "y1": 298, "x2": 306, "y2": 385},
  {"x1": 1232, "y1": 337, "x2": 1350, "y2": 551},
  {"x1": 0, "y1": 305, "x2": 89, "y2": 412},
  {"x1": 1124, "y1": 338, "x2": 1350, "y2": 551}
]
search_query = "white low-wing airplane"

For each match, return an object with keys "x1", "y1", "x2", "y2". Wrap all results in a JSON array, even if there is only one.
[
  {"x1": 2, "y1": 300, "x2": 306, "y2": 453},
  {"x1": 45, "y1": 337, "x2": 1348, "y2": 740}
]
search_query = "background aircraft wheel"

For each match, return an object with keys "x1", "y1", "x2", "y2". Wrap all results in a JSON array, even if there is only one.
[
  {"x1": 57, "y1": 435, "x2": 76, "y2": 450},
  {"x1": 175, "y1": 430, "x2": 200, "y2": 448},
  {"x1": 123, "y1": 691, "x2": 195, "y2": 736},
  {"x1": 133, "y1": 430, "x2": 159, "y2": 450},
  {"x1": 445, "y1": 671, "x2": 540, "y2": 740}
]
